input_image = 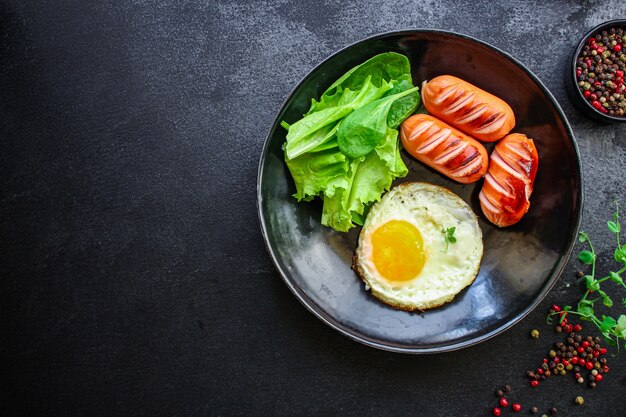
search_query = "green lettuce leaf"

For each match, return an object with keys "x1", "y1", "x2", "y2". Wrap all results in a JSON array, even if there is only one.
[
  {"x1": 374, "y1": 128, "x2": 408, "y2": 176},
  {"x1": 319, "y1": 130, "x2": 407, "y2": 231},
  {"x1": 384, "y1": 79, "x2": 421, "y2": 129},
  {"x1": 336, "y1": 76, "x2": 395, "y2": 110},
  {"x1": 285, "y1": 146, "x2": 349, "y2": 201},
  {"x1": 281, "y1": 52, "x2": 415, "y2": 232},
  {"x1": 336, "y1": 86, "x2": 419, "y2": 158},
  {"x1": 321, "y1": 158, "x2": 362, "y2": 232},
  {"x1": 284, "y1": 106, "x2": 351, "y2": 159},
  {"x1": 308, "y1": 52, "x2": 412, "y2": 114}
]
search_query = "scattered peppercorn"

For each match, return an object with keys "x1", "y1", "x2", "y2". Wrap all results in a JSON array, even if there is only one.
[
  {"x1": 504, "y1": 385, "x2": 511, "y2": 393},
  {"x1": 512, "y1": 403, "x2": 522, "y2": 412},
  {"x1": 495, "y1": 389, "x2": 504, "y2": 398},
  {"x1": 575, "y1": 396, "x2": 585, "y2": 405},
  {"x1": 493, "y1": 407, "x2": 502, "y2": 416},
  {"x1": 549, "y1": 406, "x2": 558, "y2": 415},
  {"x1": 531, "y1": 329, "x2": 540, "y2": 339},
  {"x1": 530, "y1": 406, "x2": 539, "y2": 414},
  {"x1": 525, "y1": 315, "x2": 612, "y2": 394},
  {"x1": 499, "y1": 398, "x2": 508, "y2": 408},
  {"x1": 576, "y1": 27, "x2": 626, "y2": 116}
]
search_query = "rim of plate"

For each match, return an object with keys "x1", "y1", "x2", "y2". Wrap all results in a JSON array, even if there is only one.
[{"x1": 256, "y1": 29, "x2": 584, "y2": 354}]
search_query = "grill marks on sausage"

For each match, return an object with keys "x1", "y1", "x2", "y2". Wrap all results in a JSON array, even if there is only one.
[
  {"x1": 411, "y1": 120, "x2": 483, "y2": 181},
  {"x1": 437, "y1": 82, "x2": 507, "y2": 134},
  {"x1": 502, "y1": 141, "x2": 538, "y2": 180},
  {"x1": 479, "y1": 134, "x2": 538, "y2": 227}
]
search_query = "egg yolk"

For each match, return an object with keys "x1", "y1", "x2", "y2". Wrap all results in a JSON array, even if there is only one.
[{"x1": 371, "y1": 220, "x2": 426, "y2": 282}]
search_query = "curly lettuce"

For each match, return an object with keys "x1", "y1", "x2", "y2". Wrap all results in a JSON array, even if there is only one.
[{"x1": 282, "y1": 52, "x2": 420, "y2": 232}]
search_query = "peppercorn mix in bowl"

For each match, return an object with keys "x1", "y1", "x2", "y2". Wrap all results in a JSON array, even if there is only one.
[{"x1": 567, "y1": 20, "x2": 626, "y2": 122}]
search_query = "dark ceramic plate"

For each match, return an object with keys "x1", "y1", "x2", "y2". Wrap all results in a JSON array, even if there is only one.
[{"x1": 258, "y1": 30, "x2": 582, "y2": 353}]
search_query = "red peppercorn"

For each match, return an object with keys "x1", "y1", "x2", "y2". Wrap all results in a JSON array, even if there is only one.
[
  {"x1": 554, "y1": 356, "x2": 561, "y2": 364},
  {"x1": 574, "y1": 324, "x2": 582, "y2": 332},
  {"x1": 579, "y1": 358, "x2": 586, "y2": 366},
  {"x1": 552, "y1": 304, "x2": 561, "y2": 312},
  {"x1": 572, "y1": 357, "x2": 579, "y2": 364},
  {"x1": 493, "y1": 407, "x2": 502, "y2": 416},
  {"x1": 574, "y1": 372, "x2": 582, "y2": 379},
  {"x1": 578, "y1": 346, "x2": 585, "y2": 353},
  {"x1": 603, "y1": 365, "x2": 609, "y2": 373},
  {"x1": 588, "y1": 37, "x2": 596, "y2": 44},
  {"x1": 582, "y1": 341, "x2": 590, "y2": 348},
  {"x1": 576, "y1": 69, "x2": 582, "y2": 77},
  {"x1": 585, "y1": 361, "x2": 594, "y2": 370},
  {"x1": 594, "y1": 81, "x2": 602, "y2": 88},
  {"x1": 593, "y1": 351, "x2": 600, "y2": 357},
  {"x1": 537, "y1": 368, "x2": 544, "y2": 375},
  {"x1": 562, "y1": 360, "x2": 570, "y2": 366},
  {"x1": 597, "y1": 47, "x2": 604, "y2": 53},
  {"x1": 617, "y1": 70, "x2": 624, "y2": 78},
  {"x1": 564, "y1": 324, "x2": 573, "y2": 333},
  {"x1": 600, "y1": 348, "x2": 607, "y2": 355},
  {"x1": 583, "y1": 90, "x2": 591, "y2": 98},
  {"x1": 543, "y1": 358, "x2": 548, "y2": 364},
  {"x1": 596, "y1": 374, "x2": 603, "y2": 382},
  {"x1": 600, "y1": 107, "x2": 608, "y2": 113},
  {"x1": 614, "y1": 44, "x2": 622, "y2": 52},
  {"x1": 512, "y1": 404, "x2": 522, "y2": 412},
  {"x1": 500, "y1": 398, "x2": 509, "y2": 408},
  {"x1": 530, "y1": 380, "x2": 539, "y2": 387},
  {"x1": 590, "y1": 93, "x2": 598, "y2": 100}
]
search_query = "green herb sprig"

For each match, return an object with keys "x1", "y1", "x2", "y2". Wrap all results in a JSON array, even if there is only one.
[
  {"x1": 442, "y1": 227, "x2": 456, "y2": 253},
  {"x1": 549, "y1": 202, "x2": 626, "y2": 350}
]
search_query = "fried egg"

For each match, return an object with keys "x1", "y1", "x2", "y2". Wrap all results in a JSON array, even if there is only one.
[{"x1": 353, "y1": 182, "x2": 483, "y2": 311}]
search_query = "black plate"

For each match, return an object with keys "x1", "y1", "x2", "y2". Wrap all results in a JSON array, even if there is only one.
[{"x1": 257, "y1": 30, "x2": 582, "y2": 353}]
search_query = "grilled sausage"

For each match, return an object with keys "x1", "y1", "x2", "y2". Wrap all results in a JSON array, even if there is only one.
[
  {"x1": 479, "y1": 133, "x2": 539, "y2": 227},
  {"x1": 422, "y1": 75, "x2": 515, "y2": 142},
  {"x1": 400, "y1": 114, "x2": 488, "y2": 184}
]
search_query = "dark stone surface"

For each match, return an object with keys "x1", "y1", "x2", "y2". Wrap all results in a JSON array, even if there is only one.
[{"x1": 2, "y1": 1, "x2": 625, "y2": 416}]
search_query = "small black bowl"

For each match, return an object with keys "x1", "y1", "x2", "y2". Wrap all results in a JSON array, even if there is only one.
[{"x1": 566, "y1": 19, "x2": 626, "y2": 123}]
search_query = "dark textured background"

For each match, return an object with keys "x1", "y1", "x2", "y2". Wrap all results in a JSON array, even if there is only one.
[{"x1": 2, "y1": 1, "x2": 625, "y2": 416}]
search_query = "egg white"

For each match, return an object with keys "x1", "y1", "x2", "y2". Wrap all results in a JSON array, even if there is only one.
[{"x1": 353, "y1": 182, "x2": 483, "y2": 311}]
